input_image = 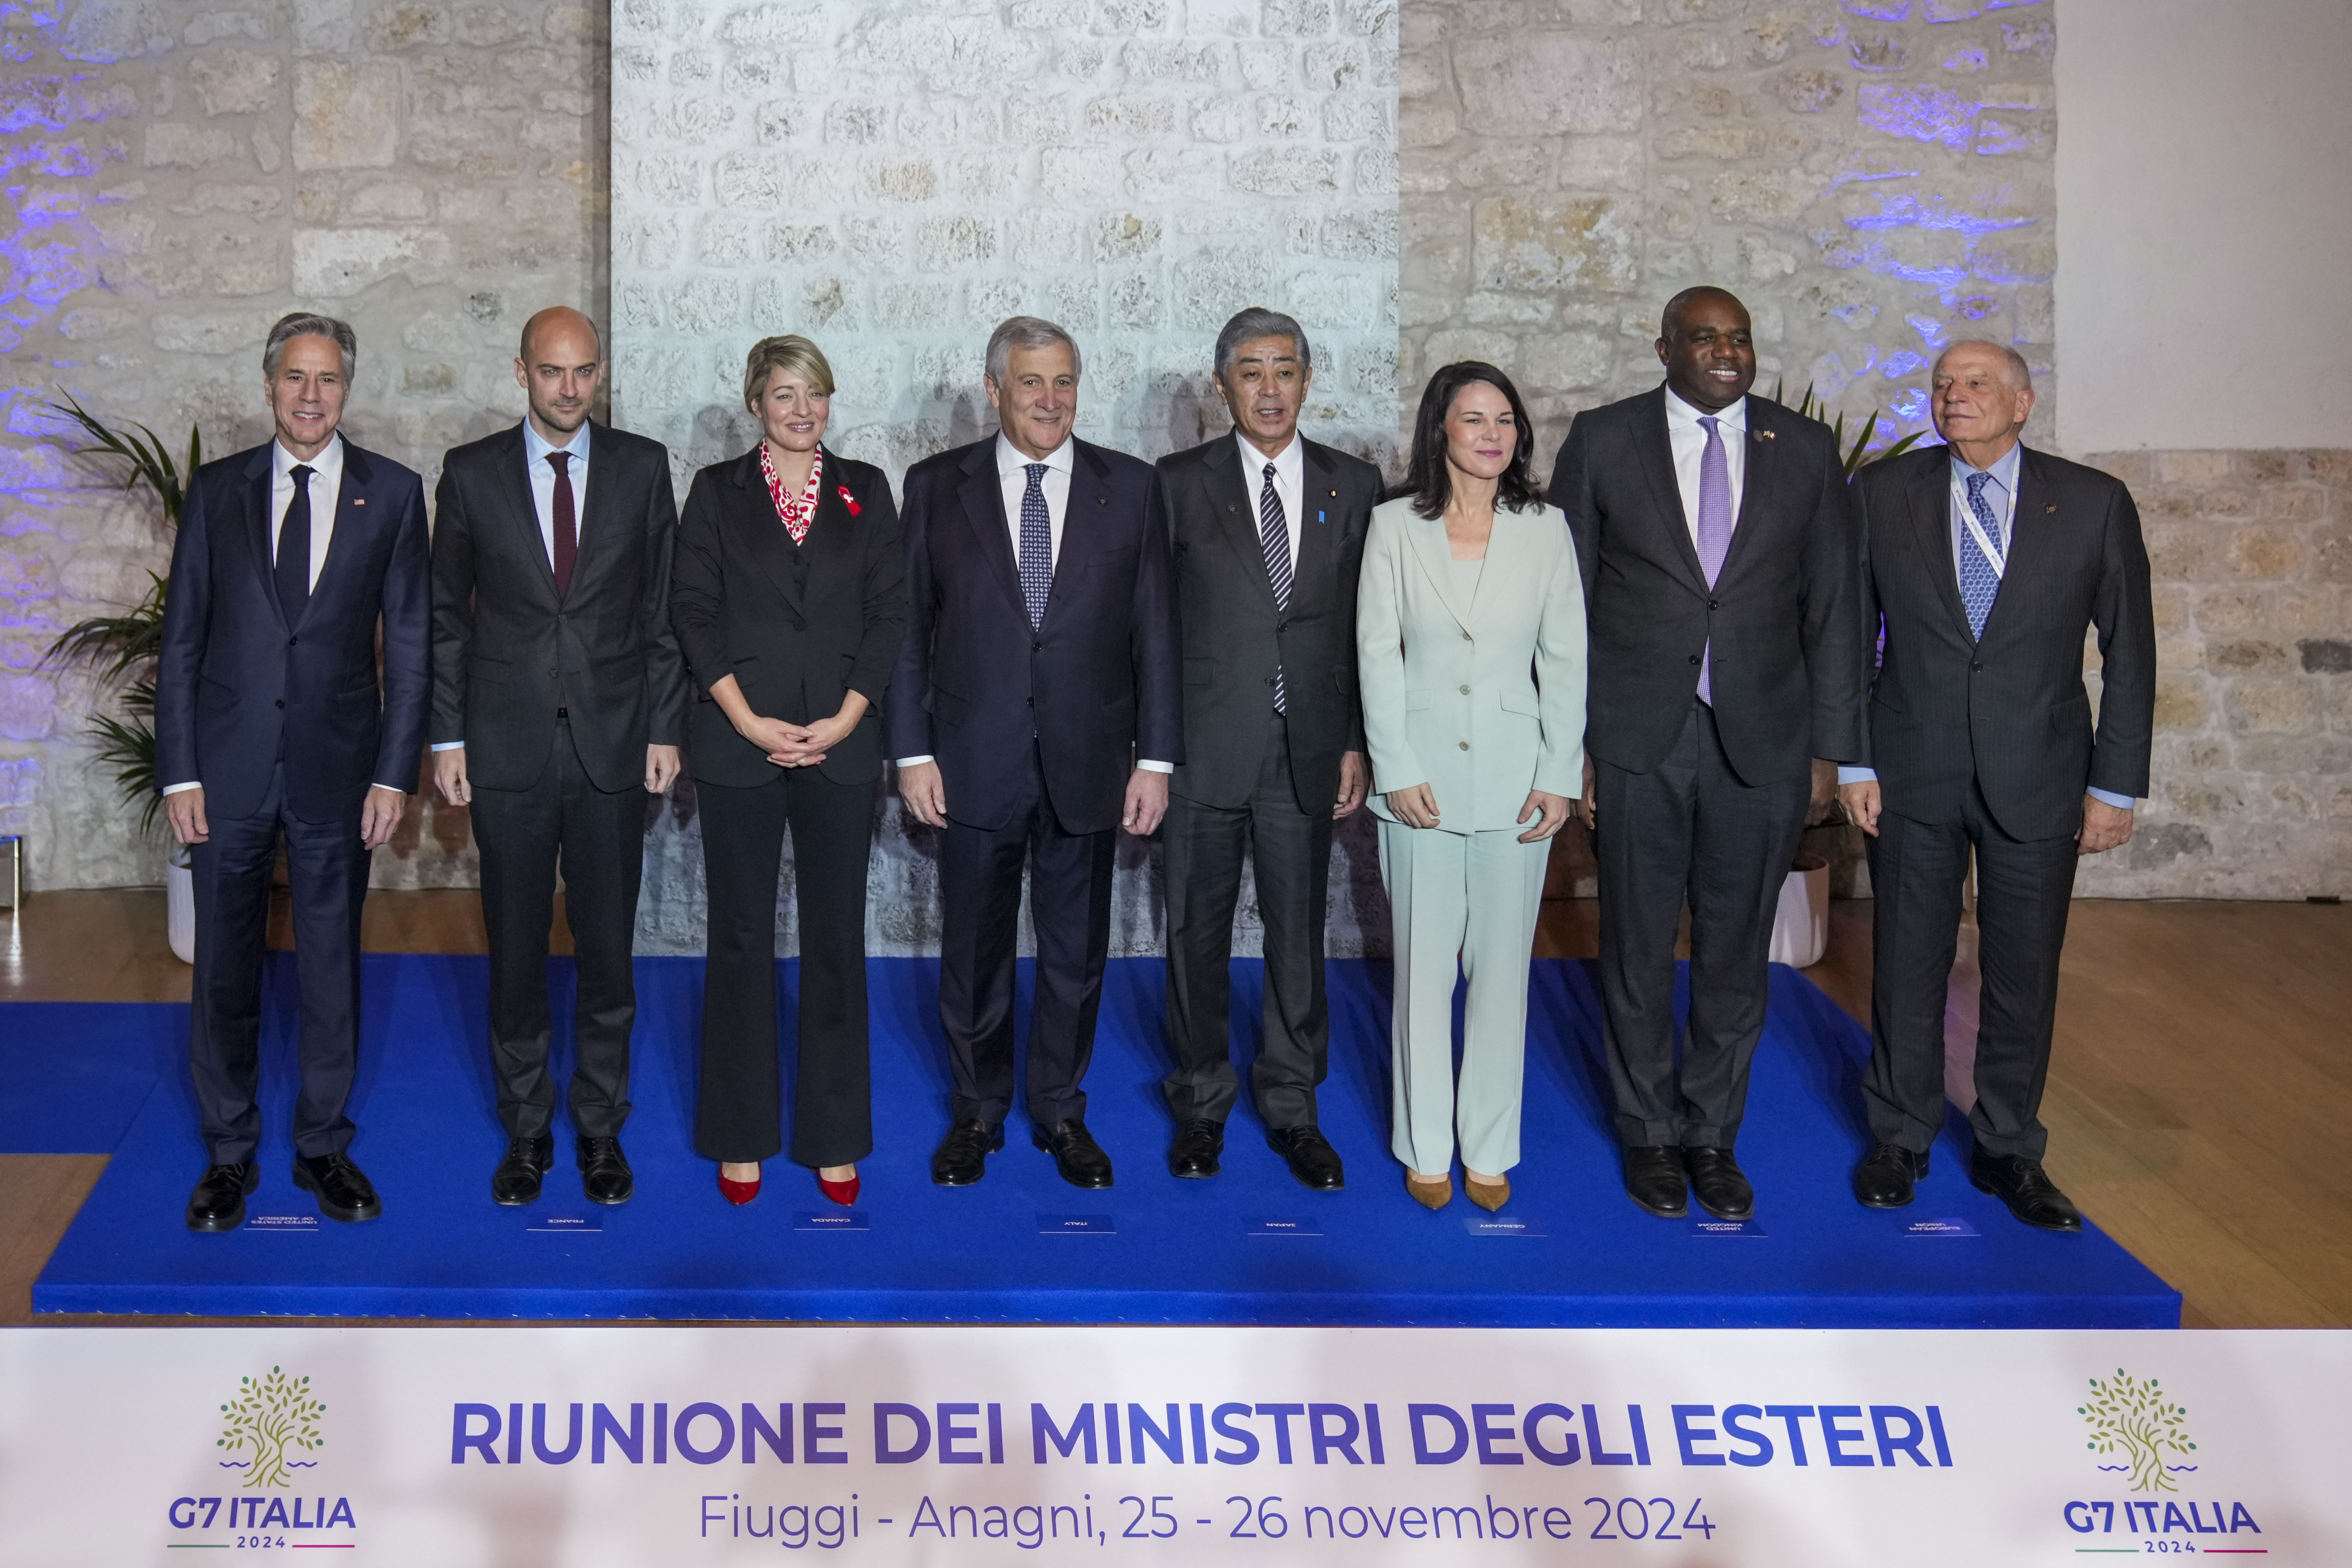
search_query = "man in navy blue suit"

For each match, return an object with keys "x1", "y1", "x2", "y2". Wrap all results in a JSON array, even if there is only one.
[
  {"x1": 156, "y1": 311, "x2": 431, "y2": 1232},
  {"x1": 890, "y1": 316, "x2": 1182, "y2": 1190}
]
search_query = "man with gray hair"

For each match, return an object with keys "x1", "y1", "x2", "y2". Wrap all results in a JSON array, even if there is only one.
[
  {"x1": 156, "y1": 310, "x2": 432, "y2": 1231},
  {"x1": 1838, "y1": 340, "x2": 2155, "y2": 1230},
  {"x1": 1151, "y1": 307, "x2": 1382, "y2": 1189},
  {"x1": 889, "y1": 316, "x2": 1182, "y2": 1189}
]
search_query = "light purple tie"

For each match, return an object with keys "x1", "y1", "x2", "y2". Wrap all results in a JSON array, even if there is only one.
[{"x1": 1694, "y1": 414, "x2": 1734, "y2": 705}]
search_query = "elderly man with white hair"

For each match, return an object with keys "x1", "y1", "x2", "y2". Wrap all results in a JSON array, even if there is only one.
[{"x1": 1838, "y1": 341, "x2": 2156, "y2": 1231}]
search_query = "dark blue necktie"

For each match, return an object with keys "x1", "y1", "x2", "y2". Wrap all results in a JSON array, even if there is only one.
[
  {"x1": 275, "y1": 463, "x2": 315, "y2": 625},
  {"x1": 1960, "y1": 469, "x2": 2004, "y2": 641},
  {"x1": 1017, "y1": 462, "x2": 1052, "y2": 629}
]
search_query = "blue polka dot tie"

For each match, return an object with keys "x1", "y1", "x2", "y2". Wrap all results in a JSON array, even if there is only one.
[{"x1": 1959, "y1": 469, "x2": 2004, "y2": 641}]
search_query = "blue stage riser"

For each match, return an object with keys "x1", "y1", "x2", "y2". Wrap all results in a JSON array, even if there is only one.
[{"x1": 29, "y1": 955, "x2": 2178, "y2": 1327}]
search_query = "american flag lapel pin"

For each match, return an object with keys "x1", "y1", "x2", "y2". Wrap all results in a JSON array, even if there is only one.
[
  {"x1": 352, "y1": 497, "x2": 366, "y2": 505},
  {"x1": 1756, "y1": 430, "x2": 1775, "y2": 442}
]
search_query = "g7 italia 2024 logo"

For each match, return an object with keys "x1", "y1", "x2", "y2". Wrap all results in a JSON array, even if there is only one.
[
  {"x1": 2062, "y1": 1368, "x2": 2265, "y2": 1549},
  {"x1": 166, "y1": 1366, "x2": 360, "y2": 1545}
]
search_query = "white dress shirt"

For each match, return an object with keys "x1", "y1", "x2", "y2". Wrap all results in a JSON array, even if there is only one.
[
  {"x1": 165, "y1": 436, "x2": 345, "y2": 795},
  {"x1": 1663, "y1": 386, "x2": 1746, "y2": 551},
  {"x1": 1837, "y1": 440, "x2": 2133, "y2": 808},
  {"x1": 432, "y1": 422, "x2": 593, "y2": 756},
  {"x1": 1236, "y1": 428, "x2": 1305, "y2": 575},
  {"x1": 523, "y1": 417, "x2": 592, "y2": 566},
  {"x1": 896, "y1": 432, "x2": 1170, "y2": 773}
]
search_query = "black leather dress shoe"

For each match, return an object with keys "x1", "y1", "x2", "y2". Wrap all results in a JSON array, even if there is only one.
[
  {"x1": 931, "y1": 1119, "x2": 1004, "y2": 1186},
  {"x1": 292, "y1": 1152, "x2": 381, "y2": 1223},
  {"x1": 491, "y1": 1135, "x2": 555, "y2": 1207},
  {"x1": 1034, "y1": 1118, "x2": 1114, "y2": 1189},
  {"x1": 1168, "y1": 1119, "x2": 1224, "y2": 1179},
  {"x1": 186, "y1": 1162, "x2": 258, "y2": 1232},
  {"x1": 1684, "y1": 1146, "x2": 1755, "y2": 1221},
  {"x1": 577, "y1": 1137, "x2": 634, "y2": 1206},
  {"x1": 1852, "y1": 1142, "x2": 1928, "y2": 1209},
  {"x1": 1267, "y1": 1126, "x2": 1345, "y2": 1191},
  {"x1": 1970, "y1": 1149, "x2": 2083, "y2": 1233},
  {"x1": 1622, "y1": 1145, "x2": 1689, "y2": 1218}
]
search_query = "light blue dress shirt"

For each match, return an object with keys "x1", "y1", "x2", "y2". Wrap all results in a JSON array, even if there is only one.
[{"x1": 1840, "y1": 442, "x2": 2132, "y2": 810}]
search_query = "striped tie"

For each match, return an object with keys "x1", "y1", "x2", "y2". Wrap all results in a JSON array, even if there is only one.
[
  {"x1": 1258, "y1": 461, "x2": 1291, "y2": 714},
  {"x1": 1018, "y1": 462, "x2": 1051, "y2": 629}
]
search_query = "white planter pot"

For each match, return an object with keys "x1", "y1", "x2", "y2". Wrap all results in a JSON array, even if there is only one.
[
  {"x1": 1767, "y1": 853, "x2": 1830, "y2": 969},
  {"x1": 166, "y1": 847, "x2": 196, "y2": 965}
]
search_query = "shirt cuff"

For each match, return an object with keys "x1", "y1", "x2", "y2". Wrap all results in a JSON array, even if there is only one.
[
  {"x1": 1835, "y1": 766, "x2": 1877, "y2": 787},
  {"x1": 1137, "y1": 760, "x2": 1174, "y2": 774},
  {"x1": 2086, "y1": 787, "x2": 2134, "y2": 810},
  {"x1": 894, "y1": 756, "x2": 935, "y2": 768},
  {"x1": 162, "y1": 781, "x2": 201, "y2": 795},
  {"x1": 430, "y1": 742, "x2": 464, "y2": 752}
]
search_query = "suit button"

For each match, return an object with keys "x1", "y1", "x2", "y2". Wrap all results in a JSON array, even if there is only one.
[
  {"x1": 1708, "y1": 599, "x2": 1720, "y2": 610},
  {"x1": 1688, "y1": 654, "x2": 1701, "y2": 666},
  {"x1": 287, "y1": 636, "x2": 297, "y2": 646},
  {"x1": 1460, "y1": 631, "x2": 1471, "y2": 642},
  {"x1": 1971, "y1": 661, "x2": 1984, "y2": 672},
  {"x1": 275, "y1": 699, "x2": 285, "y2": 709},
  {"x1": 1458, "y1": 741, "x2": 1469, "y2": 751},
  {"x1": 1459, "y1": 685, "x2": 1470, "y2": 695}
]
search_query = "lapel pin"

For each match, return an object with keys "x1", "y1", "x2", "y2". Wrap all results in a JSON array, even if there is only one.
[
  {"x1": 1317, "y1": 510, "x2": 1327, "y2": 524},
  {"x1": 1097, "y1": 496, "x2": 1108, "y2": 506},
  {"x1": 352, "y1": 497, "x2": 365, "y2": 505},
  {"x1": 1329, "y1": 488, "x2": 1338, "y2": 497},
  {"x1": 2045, "y1": 503, "x2": 2057, "y2": 513},
  {"x1": 1757, "y1": 430, "x2": 1775, "y2": 441}
]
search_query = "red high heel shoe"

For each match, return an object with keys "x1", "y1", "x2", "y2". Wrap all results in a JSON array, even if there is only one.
[
  {"x1": 717, "y1": 1165, "x2": 761, "y2": 1206},
  {"x1": 816, "y1": 1170, "x2": 860, "y2": 1207}
]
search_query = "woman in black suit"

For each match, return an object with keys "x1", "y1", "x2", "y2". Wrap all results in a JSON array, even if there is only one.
[{"x1": 670, "y1": 336, "x2": 907, "y2": 1207}]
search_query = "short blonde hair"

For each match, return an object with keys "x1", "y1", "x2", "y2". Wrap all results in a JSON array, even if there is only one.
[{"x1": 741, "y1": 335, "x2": 835, "y2": 412}]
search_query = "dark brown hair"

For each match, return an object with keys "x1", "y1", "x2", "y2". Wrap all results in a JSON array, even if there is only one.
[{"x1": 1403, "y1": 361, "x2": 1541, "y2": 521}]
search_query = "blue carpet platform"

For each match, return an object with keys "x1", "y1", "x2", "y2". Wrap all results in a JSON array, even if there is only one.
[{"x1": 23, "y1": 954, "x2": 2179, "y2": 1326}]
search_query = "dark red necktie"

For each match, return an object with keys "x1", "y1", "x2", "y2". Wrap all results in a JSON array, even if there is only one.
[{"x1": 549, "y1": 451, "x2": 576, "y2": 596}]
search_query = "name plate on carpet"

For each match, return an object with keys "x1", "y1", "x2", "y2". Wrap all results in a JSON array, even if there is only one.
[
  {"x1": 1906, "y1": 1218, "x2": 1981, "y2": 1237},
  {"x1": 1038, "y1": 1213, "x2": 1115, "y2": 1235},
  {"x1": 795, "y1": 1210, "x2": 871, "y2": 1232},
  {"x1": 1464, "y1": 1215, "x2": 1545, "y2": 1237},
  {"x1": 527, "y1": 1213, "x2": 602, "y2": 1235},
  {"x1": 1245, "y1": 1217, "x2": 1321, "y2": 1237},
  {"x1": 1690, "y1": 1218, "x2": 1769, "y2": 1238},
  {"x1": 245, "y1": 1212, "x2": 318, "y2": 1232}
]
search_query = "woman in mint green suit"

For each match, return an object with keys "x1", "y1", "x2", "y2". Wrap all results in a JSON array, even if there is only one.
[{"x1": 1358, "y1": 361, "x2": 1587, "y2": 1213}]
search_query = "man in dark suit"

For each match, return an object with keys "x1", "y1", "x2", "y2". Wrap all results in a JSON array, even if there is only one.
[
  {"x1": 1154, "y1": 307, "x2": 1379, "y2": 1190},
  {"x1": 1547, "y1": 286, "x2": 1863, "y2": 1223},
  {"x1": 891, "y1": 316, "x2": 1182, "y2": 1189},
  {"x1": 429, "y1": 306, "x2": 685, "y2": 1208},
  {"x1": 1839, "y1": 341, "x2": 2153, "y2": 1231},
  {"x1": 158, "y1": 311, "x2": 430, "y2": 1231}
]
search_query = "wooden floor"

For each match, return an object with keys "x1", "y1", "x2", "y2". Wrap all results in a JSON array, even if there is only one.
[{"x1": 0, "y1": 889, "x2": 2344, "y2": 1329}]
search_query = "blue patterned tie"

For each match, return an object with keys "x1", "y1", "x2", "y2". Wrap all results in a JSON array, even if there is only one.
[
  {"x1": 275, "y1": 463, "x2": 314, "y2": 626},
  {"x1": 1258, "y1": 461, "x2": 1291, "y2": 714},
  {"x1": 1960, "y1": 469, "x2": 2004, "y2": 641},
  {"x1": 1693, "y1": 416, "x2": 1733, "y2": 705},
  {"x1": 1017, "y1": 461, "x2": 1051, "y2": 629}
]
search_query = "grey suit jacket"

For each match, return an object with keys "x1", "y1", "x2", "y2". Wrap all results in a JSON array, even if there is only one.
[
  {"x1": 1158, "y1": 433, "x2": 1381, "y2": 813},
  {"x1": 1357, "y1": 496, "x2": 1587, "y2": 834}
]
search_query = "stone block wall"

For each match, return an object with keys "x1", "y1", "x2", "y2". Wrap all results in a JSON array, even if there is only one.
[
  {"x1": 0, "y1": 0, "x2": 609, "y2": 894},
  {"x1": 2073, "y1": 449, "x2": 2352, "y2": 899},
  {"x1": 610, "y1": 0, "x2": 1402, "y2": 955}
]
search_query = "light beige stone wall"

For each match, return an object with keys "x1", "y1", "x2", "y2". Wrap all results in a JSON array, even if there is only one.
[
  {"x1": 0, "y1": 0, "x2": 607, "y2": 894},
  {"x1": 2074, "y1": 449, "x2": 2352, "y2": 899}
]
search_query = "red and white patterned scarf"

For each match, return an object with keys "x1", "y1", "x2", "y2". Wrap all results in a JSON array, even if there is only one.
[{"x1": 758, "y1": 442, "x2": 823, "y2": 546}]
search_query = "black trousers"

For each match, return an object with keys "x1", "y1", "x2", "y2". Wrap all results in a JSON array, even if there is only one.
[
  {"x1": 467, "y1": 718, "x2": 645, "y2": 1143},
  {"x1": 1161, "y1": 711, "x2": 1332, "y2": 1129},
  {"x1": 696, "y1": 766, "x2": 874, "y2": 1167},
  {"x1": 1594, "y1": 699, "x2": 1811, "y2": 1150},
  {"x1": 1863, "y1": 780, "x2": 2079, "y2": 1161},
  {"x1": 937, "y1": 749, "x2": 1117, "y2": 1129},
  {"x1": 187, "y1": 762, "x2": 370, "y2": 1164}
]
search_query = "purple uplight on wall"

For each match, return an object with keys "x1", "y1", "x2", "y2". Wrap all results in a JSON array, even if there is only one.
[
  {"x1": 1843, "y1": 191, "x2": 2034, "y2": 234},
  {"x1": 1856, "y1": 83, "x2": 1980, "y2": 149},
  {"x1": 1893, "y1": 389, "x2": 1932, "y2": 422}
]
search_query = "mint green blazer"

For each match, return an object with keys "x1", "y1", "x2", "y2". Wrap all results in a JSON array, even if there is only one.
[{"x1": 1357, "y1": 495, "x2": 1587, "y2": 834}]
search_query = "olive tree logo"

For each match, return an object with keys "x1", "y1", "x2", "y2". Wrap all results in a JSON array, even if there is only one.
[
  {"x1": 217, "y1": 1366, "x2": 326, "y2": 1488},
  {"x1": 2080, "y1": 1368, "x2": 2198, "y2": 1493}
]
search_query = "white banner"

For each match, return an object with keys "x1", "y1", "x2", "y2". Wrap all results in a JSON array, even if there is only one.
[{"x1": 1, "y1": 1325, "x2": 2342, "y2": 1564}]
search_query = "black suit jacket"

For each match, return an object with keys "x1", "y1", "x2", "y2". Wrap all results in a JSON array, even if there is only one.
[
  {"x1": 1855, "y1": 442, "x2": 2155, "y2": 841},
  {"x1": 1158, "y1": 434, "x2": 1379, "y2": 813},
  {"x1": 1547, "y1": 386, "x2": 1864, "y2": 784},
  {"x1": 429, "y1": 421, "x2": 686, "y2": 793},
  {"x1": 887, "y1": 436, "x2": 1181, "y2": 835},
  {"x1": 156, "y1": 438, "x2": 431, "y2": 823},
  {"x1": 670, "y1": 446, "x2": 907, "y2": 788}
]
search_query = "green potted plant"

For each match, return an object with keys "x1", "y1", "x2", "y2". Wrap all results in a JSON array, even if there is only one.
[{"x1": 41, "y1": 393, "x2": 201, "y2": 961}]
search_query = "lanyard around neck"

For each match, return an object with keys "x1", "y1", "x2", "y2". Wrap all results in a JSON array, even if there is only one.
[{"x1": 1954, "y1": 473, "x2": 2011, "y2": 580}]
